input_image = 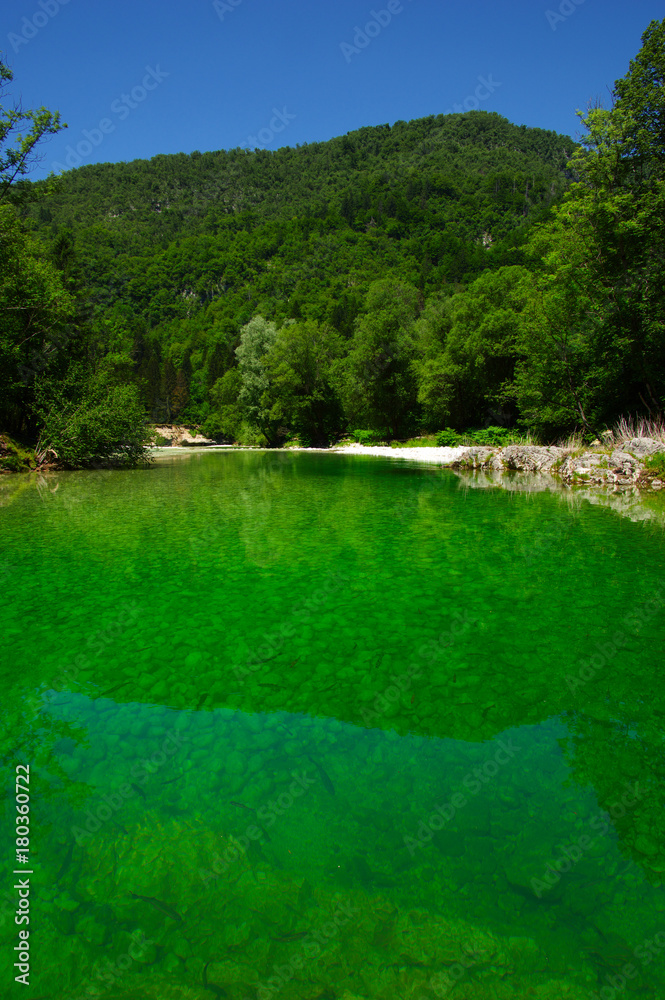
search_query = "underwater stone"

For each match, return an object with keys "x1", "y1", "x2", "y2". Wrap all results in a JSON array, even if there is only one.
[
  {"x1": 634, "y1": 833, "x2": 659, "y2": 856},
  {"x1": 226, "y1": 750, "x2": 245, "y2": 775}
]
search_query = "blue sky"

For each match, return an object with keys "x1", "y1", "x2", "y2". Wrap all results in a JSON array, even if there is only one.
[{"x1": 3, "y1": 0, "x2": 663, "y2": 180}]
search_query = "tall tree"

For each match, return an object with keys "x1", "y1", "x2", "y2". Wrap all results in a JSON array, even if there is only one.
[
  {"x1": 0, "y1": 57, "x2": 66, "y2": 202},
  {"x1": 264, "y1": 320, "x2": 344, "y2": 445},
  {"x1": 0, "y1": 204, "x2": 74, "y2": 433},
  {"x1": 235, "y1": 315, "x2": 279, "y2": 442},
  {"x1": 415, "y1": 267, "x2": 530, "y2": 430},
  {"x1": 513, "y1": 18, "x2": 665, "y2": 433},
  {"x1": 335, "y1": 279, "x2": 421, "y2": 437}
]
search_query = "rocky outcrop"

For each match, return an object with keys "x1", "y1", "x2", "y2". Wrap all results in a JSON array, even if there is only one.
[
  {"x1": 451, "y1": 447, "x2": 503, "y2": 471},
  {"x1": 450, "y1": 439, "x2": 665, "y2": 491},
  {"x1": 502, "y1": 445, "x2": 566, "y2": 473},
  {"x1": 150, "y1": 425, "x2": 216, "y2": 447},
  {"x1": 452, "y1": 445, "x2": 565, "y2": 475}
]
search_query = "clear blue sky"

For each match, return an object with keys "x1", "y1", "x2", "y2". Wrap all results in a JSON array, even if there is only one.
[{"x1": 3, "y1": 0, "x2": 663, "y2": 179}]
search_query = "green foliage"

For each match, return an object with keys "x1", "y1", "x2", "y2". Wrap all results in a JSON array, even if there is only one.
[
  {"x1": 334, "y1": 279, "x2": 421, "y2": 438},
  {"x1": 235, "y1": 316, "x2": 280, "y2": 443},
  {"x1": 207, "y1": 366, "x2": 243, "y2": 441},
  {"x1": 435, "y1": 429, "x2": 461, "y2": 447},
  {"x1": 264, "y1": 320, "x2": 344, "y2": 446},
  {"x1": 465, "y1": 426, "x2": 513, "y2": 446},
  {"x1": 18, "y1": 111, "x2": 575, "y2": 436},
  {"x1": 0, "y1": 204, "x2": 75, "y2": 433},
  {"x1": 435, "y1": 426, "x2": 516, "y2": 446},
  {"x1": 643, "y1": 452, "x2": 665, "y2": 477},
  {"x1": 415, "y1": 266, "x2": 531, "y2": 431},
  {"x1": 6, "y1": 28, "x2": 665, "y2": 455},
  {"x1": 0, "y1": 434, "x2": 36, "y2": 472},
  {"x1": 36, "y1": 355, "x2": 150, "y2": 468},
  {"x1": 0, "y1": 59, "x2": 66, "y2": 202},
  {"x1": 352, "y1": 429, "x2": 388, "y2": 445},
  {"x1": 510, "y1": 18, "x2": 665, "y2": 437},
  {"x1": 235, "y1": 421, "x2": 268, "y2": 447},
  {"x1": 200, "y1": 414, "x2": 227, "y2": 441}
]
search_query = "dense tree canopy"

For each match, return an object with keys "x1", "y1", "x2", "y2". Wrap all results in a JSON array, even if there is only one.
[
  {"x1": 2, "y1": 20, "x2": 664, "y2": 462},
  {"x1": 510, "y1": 17, "x2": 665, "y2": 436}
]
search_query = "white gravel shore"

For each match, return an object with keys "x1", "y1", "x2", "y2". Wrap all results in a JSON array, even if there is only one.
[{"x1": 332, "y1": 442, "x2": 468, "y2": 465}]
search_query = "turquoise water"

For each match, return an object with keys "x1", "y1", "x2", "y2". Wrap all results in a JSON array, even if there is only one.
[{"x1": 1, "y1": 450, "x2": 665, "y2": 999}]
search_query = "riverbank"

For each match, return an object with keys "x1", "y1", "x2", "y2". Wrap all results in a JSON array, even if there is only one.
[
  {"x1": 331, "y1": 442, "x2": 468, "y2": 464},
  {"x1": 333, "y1": 440, "x2": 665, "y2": 491}
]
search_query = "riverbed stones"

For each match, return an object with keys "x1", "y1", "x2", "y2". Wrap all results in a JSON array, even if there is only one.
[
  {"x1": 624, "y1": 436, "x2": 663, "y2": 457},
  {"x1": 453, "y1": 447, "x2": 502, "y2": 471},
  {"x1": 451, "y1": 442, "x2": 665, "y2": 491},
  {"x1": 502, "y1": 445, "x2": 565, "y2": 473},
  {"x1": 609, "y1": 450, "x2": 639, "y2": 474}
]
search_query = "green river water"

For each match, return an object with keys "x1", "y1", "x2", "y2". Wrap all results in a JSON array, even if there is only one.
[{"x1": 1, "y1": 449, "x2": 665, "y2": 1000}]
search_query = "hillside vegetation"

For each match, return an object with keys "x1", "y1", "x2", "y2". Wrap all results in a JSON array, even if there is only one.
[{"x1": 2, "y1": 18, "x2": 664, "y2": 460}]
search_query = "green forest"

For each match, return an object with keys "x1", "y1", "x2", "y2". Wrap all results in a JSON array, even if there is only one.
[{"x1": 1, "y1": 17, "x2": 664, "y2": 465}]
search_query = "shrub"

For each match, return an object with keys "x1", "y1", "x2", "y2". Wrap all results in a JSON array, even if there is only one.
[
  {"x1": 36, "y1": 358, "x2": 151, "y2": 468},
  {"x1": 644, "y1": 452, "x2": 665, "y2": 478},
  {"x1": 435, "y1": 429, "x2": 461, "y2": 447},
  {"x1": 0, "y1": 435, "x2": 35, "y2": 473},
  {"x1": 352, "y1": 429, "x2": 387, "y2": 445},
  {"x1": 235, "y1": 422, "x2": 267, "y2": 447},
  {"x1": 202, "y1": 414, "x2": 232, "y2": 442},
  {"x1": 466, "y1": 426, "x2": 512, "y2": 446}
]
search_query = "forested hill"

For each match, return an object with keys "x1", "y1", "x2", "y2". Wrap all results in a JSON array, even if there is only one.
[
  {"x1": 4, "y1": 19, "x2": 663, "y2": 466},
  {"x1": 24, "y1": 111, "x2": 576, "y2": 335},
  {"x1": 30, "y1": 111, "x2": 575, "y2": 235}
]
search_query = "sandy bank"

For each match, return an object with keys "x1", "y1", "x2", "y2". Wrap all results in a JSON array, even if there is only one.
[{"x1": 332, "y1": 442, "x2": 468, "y2": 464}]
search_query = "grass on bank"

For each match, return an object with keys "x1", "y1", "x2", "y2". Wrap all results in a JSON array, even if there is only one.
[
  {"x1": 0, "y1": 435, "x2": 36, "y2": 473},
  {"x1": 350, "y1": 427, "x2": 539, "y2": 449},
  {"x1": 555, "y1": 416, "x2": 665, "y2": 457},
  {"x1": 217, "y1": 417, "x2": 665, "y2": 454}
]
